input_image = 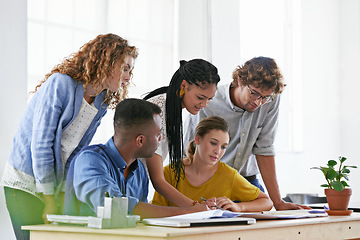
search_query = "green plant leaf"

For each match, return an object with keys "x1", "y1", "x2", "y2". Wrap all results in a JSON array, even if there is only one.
[
  {"x1": 332, "y1": 181, "x2": 344, "y2": 191},
  {"x1": 339, "y1": 156, "x2": 347, "y2": 163},
  {"x1": 345, "y1": 165, "x2": 357, "y2": 169},
  {"x1": 312, "y1": 156, "x2": 357, "y2": 190},
  {"x1": 341, "y1": 181, "x2": 349, "y2": 187},
  {"x1": 317, "y1": 167, "x2": 329, "y2": 178},
  {"x1": 327, "y1": 168, "x2": 338, "y2": 180},
  {"x1": 327, "y1": 160, "x2": 337, "y2": 168}
]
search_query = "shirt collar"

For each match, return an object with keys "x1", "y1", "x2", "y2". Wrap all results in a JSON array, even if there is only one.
[
  {"x1": 105, "y1": 137, "x2": 139, "y2": 172},
  {"x1": 226, "y1": 83, "x2": 245, "y2": 112}
]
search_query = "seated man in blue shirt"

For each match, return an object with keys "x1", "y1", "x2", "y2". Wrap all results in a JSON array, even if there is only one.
[{"x1": 64, "y1": 99, "x2": 207, "y2": 219}]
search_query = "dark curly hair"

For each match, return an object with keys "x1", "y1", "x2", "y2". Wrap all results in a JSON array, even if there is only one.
[
  {"x1": 34, "y1": 33, "x2": 139, "y2": 109},
  {"x1": 232, "y1": 56, "x2": 285, "y2": 94},
  {"x1": 144, "y1": 59, "x2": 220, "y2": 184}
]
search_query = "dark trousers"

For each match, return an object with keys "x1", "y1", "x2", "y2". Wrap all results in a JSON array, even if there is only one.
[
  {"x1": 4, "y1": 187, "x2": 44, "y2": 240},
  {"x1": 248, "y1": 178, "x2": 265, "y2": 192}
]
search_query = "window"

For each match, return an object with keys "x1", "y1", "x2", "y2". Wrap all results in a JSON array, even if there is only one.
[
  {"x1": 27, "y1": 0, "x2": 175, "y2": 143},
  {"x1": 238, "y1": 0, "x2": 303, "y2": 152}
]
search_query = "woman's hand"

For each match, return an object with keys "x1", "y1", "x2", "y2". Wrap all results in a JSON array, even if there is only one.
[
  {"x1": 275, "y1": 200, "x2": 312, "y2": 210},
  {"x1": 193, "y1": 202, "x2": 211, "y2": 211},
  {"x1": 201, "y1": 197, "x2": 219, "y2": 210},
  {"x1": 215, "y1": 196, "x2": 241, "y2": 212}
]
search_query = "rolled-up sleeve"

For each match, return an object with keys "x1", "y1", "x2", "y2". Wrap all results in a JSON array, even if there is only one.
[{"x1": 252, "y1": 95, "x2": 280, "y2": 156}]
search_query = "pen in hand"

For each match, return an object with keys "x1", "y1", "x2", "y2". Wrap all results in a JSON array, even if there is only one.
[{"x1": 201, "y1": 197, "x2": 224, "y2": 210}]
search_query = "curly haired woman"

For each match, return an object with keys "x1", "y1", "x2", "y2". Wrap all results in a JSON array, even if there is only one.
[{"x1": 1, "y1": 33, "x2": 138, "y2": 240}]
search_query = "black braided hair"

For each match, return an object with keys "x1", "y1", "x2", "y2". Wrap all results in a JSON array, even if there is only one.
[{"x1": 144, "y1": 59, "x2": 220, "y2": 184}]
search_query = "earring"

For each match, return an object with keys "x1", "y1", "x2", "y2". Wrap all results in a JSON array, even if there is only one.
[{"x1": 179, "y1": 88, "x2": 185, "y2": 98}]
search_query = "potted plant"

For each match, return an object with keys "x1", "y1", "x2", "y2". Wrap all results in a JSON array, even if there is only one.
[{"x1": 311, "y1": 156, "x2": 357, "y2": 215}]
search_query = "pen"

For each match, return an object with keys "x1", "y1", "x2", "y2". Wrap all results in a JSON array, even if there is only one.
[{"x1": 201, "y1": 197, "x2": 224, "y2": 210}]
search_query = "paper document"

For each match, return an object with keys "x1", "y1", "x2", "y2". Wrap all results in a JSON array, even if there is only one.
[
  {"x1": 237, "y1": 210, "x2": 328, "y2": 220},
  {"x1": 167, "y1": 210, "x2": 241, "y2": 220},
  {"x1": 155, "y1": 209, "x2": 327, "y2": 221}
]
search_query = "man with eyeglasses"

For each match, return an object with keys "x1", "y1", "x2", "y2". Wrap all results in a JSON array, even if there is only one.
[{"x1": 184, "y1": 56, "x2": 310, "y2": 210}]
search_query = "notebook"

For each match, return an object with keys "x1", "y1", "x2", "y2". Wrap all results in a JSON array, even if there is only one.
[
  {"x1": 142, "y1": 210, "x2": 256, "y2": 227},
  {"x1": 142, "y1": 216, "x2": 255, "y2": 227}
]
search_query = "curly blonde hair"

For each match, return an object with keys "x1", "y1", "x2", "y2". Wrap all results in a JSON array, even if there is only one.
[
  {"x1": 231, "y1": 56, "x2": 285, "y2": 94},
  {"x1": 34, "y1": 33, "x2": 138, "y2": 109}
]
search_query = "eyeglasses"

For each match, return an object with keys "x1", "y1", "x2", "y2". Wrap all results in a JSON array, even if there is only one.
[{"x1": 247, "y1": 85, "x2": 274, "y2": 104}]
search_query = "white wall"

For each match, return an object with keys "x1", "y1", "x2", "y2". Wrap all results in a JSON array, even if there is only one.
[
  {"x1": 0, "y1": 0, "x2": 27, "y2": 239},
  {"x1": 338, "y1": 0, "x2": 360, "y2": 203},
  {"x1": 177, "y1": 0, "x2": 241, "y2": 81},
  {"x1": 276, "y1": 0, "x2": 343, "y2": 195},
  {"x1": 276, "y1": 0, "x2": 360, "y2": 203},
  {"x1": 177, "y1": 0, "x2": 209, "y2": 60}
]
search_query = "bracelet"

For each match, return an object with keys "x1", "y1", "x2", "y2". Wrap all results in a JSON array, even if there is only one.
[{"x1": 192, "y1": 200, "x2": 199, "y2": 206}]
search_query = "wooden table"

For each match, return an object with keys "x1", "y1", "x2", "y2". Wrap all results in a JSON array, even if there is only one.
[{"x1": 23, "y1": 213, "x2": 360, "y2": 240}]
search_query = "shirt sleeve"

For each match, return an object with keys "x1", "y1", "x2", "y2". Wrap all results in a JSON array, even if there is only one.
[
  {"x1": 32, "y1": 75, "x2": 72, "y2": 194},
  {"x1": 252, "y1": 95, "x2": 280, "y2": 156},
  {"x1": 231, "y1": 169, "x2": 260, "y2": 202},
  {"x1": 127, "y1": 196, "x2": 140, "y2": 215},
  {"x1": 72, "y1": 150, "x2": 126, "y2": 214}
]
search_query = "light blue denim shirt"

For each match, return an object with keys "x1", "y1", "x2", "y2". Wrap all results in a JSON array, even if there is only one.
[
  {"x1": 184, "y1": 83, "x2": 280, "y2": 177},
  {"x1": 63, "y1": 138, "x2": 149, "y2": 216},
  {"x1": 6, "y1": 73, "x2": 107, "y2": 195}
]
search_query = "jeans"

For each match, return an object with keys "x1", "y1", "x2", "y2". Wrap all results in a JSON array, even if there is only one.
[
  {"x1": 4, "y1": 187, "x2": 44, "y2": 240},
  {"x1": 248, "y1": 178, "x2": 265, "y2": 193}
]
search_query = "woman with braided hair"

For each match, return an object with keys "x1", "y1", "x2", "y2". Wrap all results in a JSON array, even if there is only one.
[
  {"x1": 2, "y1": 33, "x2": 138, "y2": 240},
  {"x1": 144, "y1": 59, "x2": 220, "y2": 207}
]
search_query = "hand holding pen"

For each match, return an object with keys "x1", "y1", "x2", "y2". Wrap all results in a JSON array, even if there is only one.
[{"x1": 201, "y1": 197, "x2": 224, "y2": 210}]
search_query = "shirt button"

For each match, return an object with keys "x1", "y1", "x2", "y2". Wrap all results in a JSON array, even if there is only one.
[
  {"x1": 238, "y1": 152, "x2": 241, "y2": 156},
  {"x1": 241, "y1": 133, "x2": 245, "y2": 136}
]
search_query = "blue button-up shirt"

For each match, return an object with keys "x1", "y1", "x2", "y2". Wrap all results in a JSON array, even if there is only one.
[{"x1": 64, "y1": 138, "x2": 148, "y2": 216}]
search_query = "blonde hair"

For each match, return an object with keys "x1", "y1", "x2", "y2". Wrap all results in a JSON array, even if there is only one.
[
  {"x1": 185, "y1": 116, "x2": 230, "y2": 166},
  {"x1": 34, "y1": 33, "x2": 138, "y2": 109}
]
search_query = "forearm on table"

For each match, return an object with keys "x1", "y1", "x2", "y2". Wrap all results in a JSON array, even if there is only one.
[
  {"x1": 237, "y1": 191, "x2": 273, "y2": 212},
  {"x1": 236, "y1": 199, "x2": 273, "y2": 212}
]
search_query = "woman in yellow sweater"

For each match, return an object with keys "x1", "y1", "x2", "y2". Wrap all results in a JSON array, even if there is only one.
[{"x1": 152, "y1": 116, "x2": 273, "y2": 212}]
